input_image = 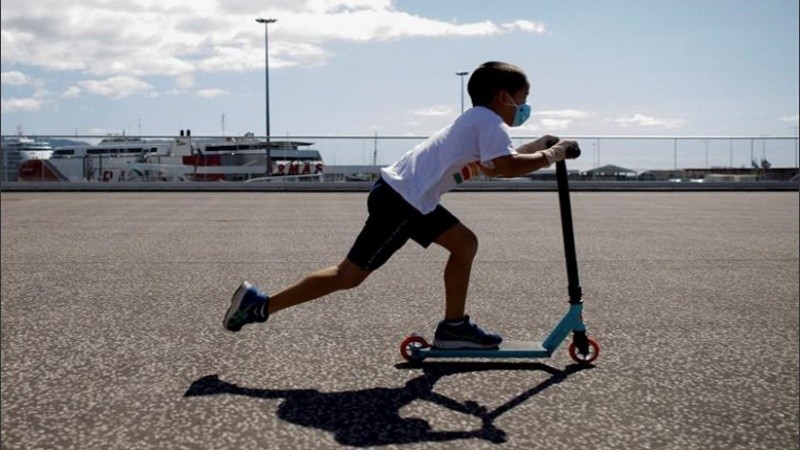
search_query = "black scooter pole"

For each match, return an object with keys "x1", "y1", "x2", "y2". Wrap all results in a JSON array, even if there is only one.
[
  {"x1": 556, "y1": 152, "x2": 592, "y2": 354},
  {"x1": 555, "y1": 158, "x2": 582, "y2": 305}
]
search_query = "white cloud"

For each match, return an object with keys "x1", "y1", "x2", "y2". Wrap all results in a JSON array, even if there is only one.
[
  {"x1": 176, "y1": 75, "x2": 195, "y2": 90},
  {"x1": 0, "y1": 0, "x2": 547, "y2": 83},
  {"x1": 540, "y1": 118, "x2": 572, "y2": 130},
  {"x1": 614, "y1": 113, "x2": 685, "y2": 129},
  {"x1": 510, "y1": 109, "x2": 589, "y2": 132},
  {"x1": 1, "y1": 71, "x2": 30, "y2": 85},
  {"x1": 0, "y1": 1, "x2": 551, "y2": 116},
  {"x1": 779, "y1": 114, "x2": 798, "y2": 124},
  {"x1": 1, "y1": 97, "x2": 43, "y2": 113},
  {"x1": 278, "y1": 12, "x2": 503, "y2": 42},
  {"x1": 502, "y1": 20, "x2": 547, "y2": 34},
  {"x1": 1, "y1": 72, "x2": 49, "y2": 113},
  {"x1": 512, "y1": 117, "x2": 572, "y2": 133},
  {"x1": 197, "y1": 88, "x2": 228, "y2": 98},
  {"x1": 75, "y1": 76, "x2": 155, "y2": 99},
  {"x1": 414, "y1": 105, "x2": 454, "y2": 117},
  {"x1": 62, "y1": 86, "x2": 82, "y2": 99},
  {"x1": 221, "y1": 0, "x2": 395, "y2": 15},
  {"x1": 534, "y1": 109, "x2": 590, "y2": 119}
]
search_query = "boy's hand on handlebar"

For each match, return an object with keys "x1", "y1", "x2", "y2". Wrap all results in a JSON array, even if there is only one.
[{"x1": 539, "y1": 140, "x2": 580, "y2": 165}]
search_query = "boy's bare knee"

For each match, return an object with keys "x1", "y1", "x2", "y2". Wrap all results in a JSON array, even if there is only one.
[
  {"x1": 464, "y1": 232, "x2": 479, "y2": 258},
  {"x1": 436, "y1": 224, "x2": 479, "y2": 260},
  {"x1": 337, "y1": 261, "x2": 370, "y2": 289},
  {"x1": 453, "y1": 229, "x2": 479, "y2": 260},
  {"x1": 339, "y1": 273, "x2": 365, "y2": 290}
]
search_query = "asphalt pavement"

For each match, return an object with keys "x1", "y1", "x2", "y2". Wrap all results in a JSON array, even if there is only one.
[{"x1": 1, "y1": 191, "x2": 798, "y2": 450}]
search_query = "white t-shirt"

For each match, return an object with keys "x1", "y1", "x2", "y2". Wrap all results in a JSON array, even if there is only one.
[{"x1": 381, "y1": 106, "x2": 515, "y2": 214}]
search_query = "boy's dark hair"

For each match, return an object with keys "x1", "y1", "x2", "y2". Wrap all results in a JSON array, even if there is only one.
[{"x1": 467, "y1": 61, "x2": 528, "y2": 107}]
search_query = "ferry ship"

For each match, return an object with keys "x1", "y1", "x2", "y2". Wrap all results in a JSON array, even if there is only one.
[
  {"x1": 17, "y1": 131, "x2": 324, "y2": 182},
  {"x1": 1, "y1": 136, "x2": 53, "y2": 181}
]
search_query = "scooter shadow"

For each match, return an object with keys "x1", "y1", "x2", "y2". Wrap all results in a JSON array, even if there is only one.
[{"x1": 185, "y1": 361, "x2": 593, "y2": 447}]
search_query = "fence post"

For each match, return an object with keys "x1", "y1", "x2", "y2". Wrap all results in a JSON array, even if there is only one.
[{"x1": 673, "y1": 138, "x2": 677, "y2": 171}]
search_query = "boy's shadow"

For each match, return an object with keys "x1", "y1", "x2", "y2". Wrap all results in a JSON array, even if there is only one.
[{"x1": 184, "y1": 361, "x2": 593, "y2": 447}]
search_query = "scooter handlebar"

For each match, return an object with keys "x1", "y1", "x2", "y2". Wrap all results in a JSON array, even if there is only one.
[{"x1": 565, "y1": 142, "x2": 581, "y2": 159}]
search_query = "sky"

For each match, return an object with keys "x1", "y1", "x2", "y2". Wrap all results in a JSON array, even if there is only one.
[{"x1": 1, "y1": 0, "x2": 798, "y2": 167}]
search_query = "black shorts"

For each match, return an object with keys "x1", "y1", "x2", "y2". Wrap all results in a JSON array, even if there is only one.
[{"x1": 347, "y1": 177, "x2": 460, "y2": 271}]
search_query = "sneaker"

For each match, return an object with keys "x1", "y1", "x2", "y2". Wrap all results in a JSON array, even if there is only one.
[
  {"x1": 432, "y1": 315, "x2": 503, "y2": 349},
  {"x1": 223, "y1": 281, "x2": 269, "y2": 332}
]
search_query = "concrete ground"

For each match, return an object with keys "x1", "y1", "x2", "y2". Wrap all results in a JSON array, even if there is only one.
[{"x1": 1, "y1": 191, "x2": 798, "y2": 450}]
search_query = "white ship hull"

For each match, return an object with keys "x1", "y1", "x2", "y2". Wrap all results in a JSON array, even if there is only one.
[
  {"x1": 17, "y1": 133, "x2": 324, "y2": 182},
  {"x1": 1, "y1": 137, "x2": 53, "y2": 181}
]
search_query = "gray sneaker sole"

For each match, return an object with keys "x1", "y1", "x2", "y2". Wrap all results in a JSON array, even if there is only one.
[
  {"x1": 432, "y1": 339, "x2": 501, "y2": 349},
  {"x1": 223, "y1": 281, "x2": 252, "y2": 332}
]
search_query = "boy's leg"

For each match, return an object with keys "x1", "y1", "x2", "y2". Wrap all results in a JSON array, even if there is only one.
[
  {"x1": 225, "y1": 177, "x2": 401, "y2": 332},
  {"x1": 268, "y1": 258, "x2": 370, "y2": 315},
  {"x1": 430, "y1": 222, "x2": 502, "y2": 349},
  {"x1": 223, "y1": 259, "x2": 369, "y2": 332},
  {"x1": 433, "y1": 223, "x2": 479, "y2": 321}
]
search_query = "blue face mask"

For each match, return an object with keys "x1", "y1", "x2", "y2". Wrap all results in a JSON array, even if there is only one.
[{"x1": 508, "y1": 96, "x2": 531, "y2": 127}]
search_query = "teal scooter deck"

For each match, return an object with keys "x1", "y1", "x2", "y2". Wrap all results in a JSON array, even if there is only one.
[{"x1": 415, "y1": 340, "x2": 551, "y2": 359}]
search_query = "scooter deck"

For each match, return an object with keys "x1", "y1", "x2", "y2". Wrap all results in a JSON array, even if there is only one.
[{"x1": 417, "y1": 340, "x2": 551, "y2": 359}]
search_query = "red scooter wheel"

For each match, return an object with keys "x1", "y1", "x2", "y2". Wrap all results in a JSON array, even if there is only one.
[
  {"x1": 569, "y1": 337, "x2": 599, "y2": 364},
  {"x1": 400, "y1": 335, "x2": 430, "y2": 362}
]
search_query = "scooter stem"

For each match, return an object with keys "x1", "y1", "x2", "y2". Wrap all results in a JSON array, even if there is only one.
[{"x1": 555, "y1": 160, "x2": 582, "y2": 304}]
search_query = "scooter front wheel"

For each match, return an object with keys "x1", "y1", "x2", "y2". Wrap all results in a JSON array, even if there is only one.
[
  {"x1": 568, "y1": 337, "x2": 599, "y2": 364},
  {"x1": 400, "y1": 335, "x2": 430, "y2": 362}
]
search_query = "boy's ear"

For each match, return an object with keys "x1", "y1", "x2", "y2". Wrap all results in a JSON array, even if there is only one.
[
  {"x1": 492, "y1": 90, "x2": 509, "y2": 104},
  {"x1": 489, "y1": 90, "x2": 510, "y2": 108}
]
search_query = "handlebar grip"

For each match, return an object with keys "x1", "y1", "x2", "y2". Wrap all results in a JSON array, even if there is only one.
[{"x1": 566, "y1": 143, "x2": 581, "y2": 159}]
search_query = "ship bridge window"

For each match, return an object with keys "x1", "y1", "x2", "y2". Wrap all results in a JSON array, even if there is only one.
[
  {"x1": 206, "y1": 145, "x2": 262, "y2": 152},
  {"x1": 86, "y1": 147, "x2": 156, "y2": 155}
]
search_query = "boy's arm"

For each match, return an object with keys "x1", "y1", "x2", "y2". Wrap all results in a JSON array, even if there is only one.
[{"x1": 490, "y1": 139, "x2": 579, "y2": 178}]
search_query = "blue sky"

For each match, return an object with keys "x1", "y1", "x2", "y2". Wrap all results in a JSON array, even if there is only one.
[{"x1": 1, "y1": 0, "x2": 798, "y2": 167}]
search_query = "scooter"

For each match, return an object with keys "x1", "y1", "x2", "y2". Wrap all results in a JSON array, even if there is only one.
[{"x1": 400, "y1": 146, "x2": 599, "y2": 364}]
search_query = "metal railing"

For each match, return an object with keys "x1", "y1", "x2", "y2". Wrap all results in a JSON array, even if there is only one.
[
  {"x1": 283, "y1": 134, "x2": 800, "y2": 173},
  {"x1": 2, "y1": 134, "x2": 798, "y2": 183}
]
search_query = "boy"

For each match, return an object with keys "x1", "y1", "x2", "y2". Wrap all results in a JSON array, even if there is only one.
[{"x1": 223, "y1": 61, "x2": 579, "y2": 349}]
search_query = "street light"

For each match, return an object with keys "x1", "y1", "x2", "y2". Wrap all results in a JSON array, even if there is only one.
[
  {"x1": 256, "y1": 17, "x2": 277, "y2": 174},
  {"x1": 455, "y1": 71, "x2": 469, "y2": 114}
]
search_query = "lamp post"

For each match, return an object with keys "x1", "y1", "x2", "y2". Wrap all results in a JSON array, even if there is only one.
[
  {"x1": 792, "y1": 126, "x2": 799, "y2": 168},
  {"x1": 256, "y1": 17, "x2": 277, "y2": 174},
  {"x1": 455, "y1": 71, "x2": 469, "y2": 114}
]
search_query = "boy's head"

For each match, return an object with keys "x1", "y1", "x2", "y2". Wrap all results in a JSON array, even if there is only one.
[
  {"x1": 467, "y1": 61, "x2": 529, "y2": 107},
  {"x1": 467, "y1": 61, "x2": 530, "y2": 126}
]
